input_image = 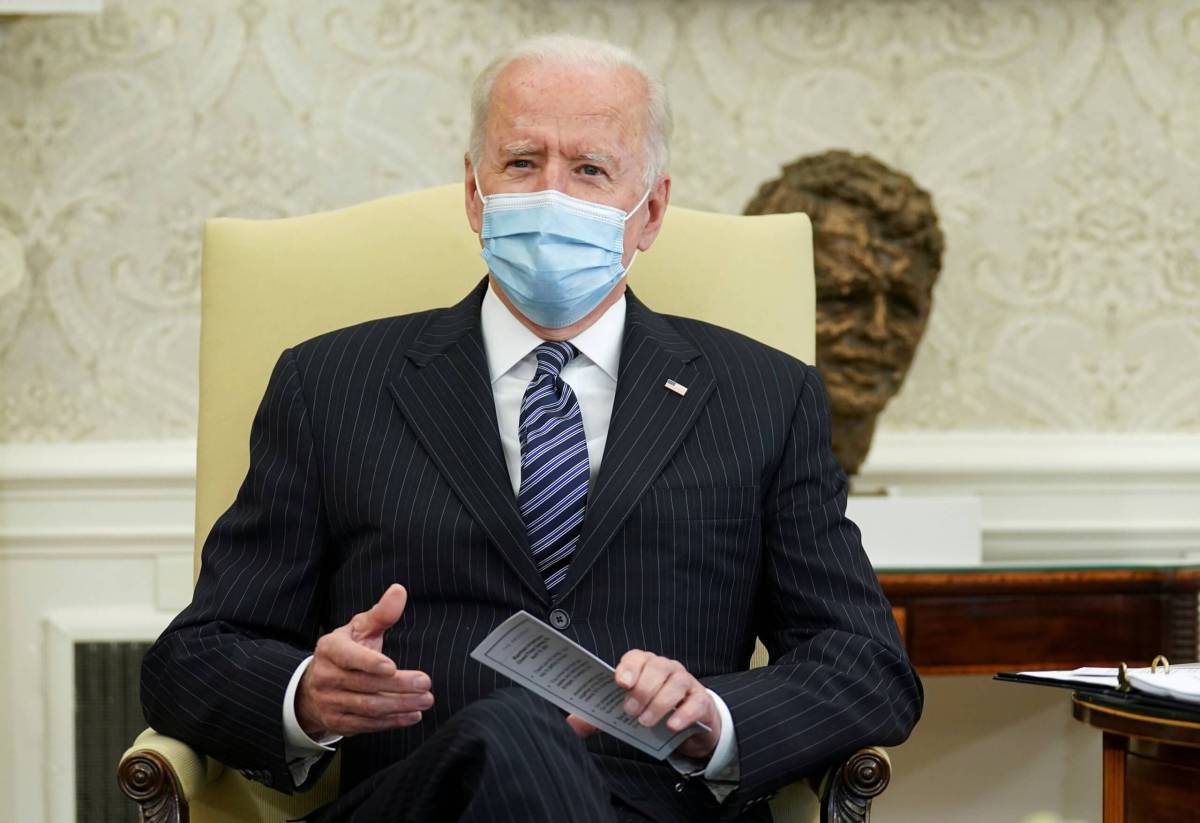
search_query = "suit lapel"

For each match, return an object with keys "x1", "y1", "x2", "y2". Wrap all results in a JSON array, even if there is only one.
[
  {"x1": 387, "y1": 280, "x2": 550, "y2": 607},
  {"x1": 557, "y1": 291, "x2": 716, "y2": 600}
]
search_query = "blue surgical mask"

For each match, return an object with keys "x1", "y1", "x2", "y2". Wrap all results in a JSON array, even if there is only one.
[{"x1": 475, "y1": 172, "x2": 651, "y2": 329}]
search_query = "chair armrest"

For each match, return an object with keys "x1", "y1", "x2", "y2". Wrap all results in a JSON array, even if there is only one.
[
  {"x1": 115, "y1": 729, "x2": 891, "y2": 823},
  {"x1": 819, "y1": 746, "x2": 891, "y2": 823},
  {"x1": 118, "y1": 727, "x2": 222, "y2": 823}
]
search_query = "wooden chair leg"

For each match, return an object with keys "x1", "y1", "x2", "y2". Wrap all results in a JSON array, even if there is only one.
[
  {"x1": 822, "y1": 747, "x2": 891, "y2": 823},
  {"x1": 117, "y1": 749, "x2": 188, "y2": 823}
]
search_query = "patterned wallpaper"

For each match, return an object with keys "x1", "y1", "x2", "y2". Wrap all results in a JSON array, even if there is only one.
[{"x1": 1, "y1": 0, "x2": 1198, "y2": 441}]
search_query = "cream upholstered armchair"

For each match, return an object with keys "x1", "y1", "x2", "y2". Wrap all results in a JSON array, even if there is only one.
[{"x1": 118, "y1": 184, "x2": 891, "y2": 823}]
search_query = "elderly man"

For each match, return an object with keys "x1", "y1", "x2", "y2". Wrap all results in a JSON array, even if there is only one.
[{"x1": 141, "y1": 34, "x2": 921, "y2": 823}]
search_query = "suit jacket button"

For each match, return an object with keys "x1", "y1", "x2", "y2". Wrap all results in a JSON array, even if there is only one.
[{"x1": 549, "y1": 609, "x2": 570, "y2": 630}]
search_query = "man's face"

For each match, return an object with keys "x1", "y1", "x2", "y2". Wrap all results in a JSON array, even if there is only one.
[
  {"x1": 813, "y1": 202, "x2": 933, "y2": 416},
  {"x1": 465, "y1": 58, "x2": 664, "y2": 270}
]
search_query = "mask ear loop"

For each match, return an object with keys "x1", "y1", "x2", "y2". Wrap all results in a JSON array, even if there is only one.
[
  {"x1": 623, "y1": 184, "x2": 653, "y2": 223},
  {"x1": 620, "y1": 183, "x2": 655, "y2": 274},
  {"x1": 473, "y1": 167, "x2": 487, "y2": 203},
  {"x1": 623, "y1": 249, "x2": 640, "y2": 274}
]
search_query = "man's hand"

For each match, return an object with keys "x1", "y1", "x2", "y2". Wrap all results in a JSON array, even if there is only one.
[
  {"x1": 565, "y1": 650, "x2": 721, "y2": 760},
  {"x1": 295, "y1": 583, "x2": 433, "y2": 739}
]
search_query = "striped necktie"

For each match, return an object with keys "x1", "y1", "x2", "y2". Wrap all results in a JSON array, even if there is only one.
[{"x1": 518, "y1": 341, "x2": 589, "y2": 598}]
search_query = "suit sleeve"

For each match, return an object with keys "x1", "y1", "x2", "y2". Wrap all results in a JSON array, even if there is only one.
[
  {"x1": 701, "y1": 364, "x2": 923, "y2": 803},
  {"x1": 140, "y1": 347, "x2": 333, "y2": 792}
]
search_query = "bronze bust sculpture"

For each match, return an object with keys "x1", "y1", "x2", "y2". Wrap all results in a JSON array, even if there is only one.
[{"x1": 746, "y1": 151, "x2": 944, "y2": 476}]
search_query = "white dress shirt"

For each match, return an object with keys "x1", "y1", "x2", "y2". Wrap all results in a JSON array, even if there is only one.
[{"x1": 282, "y1": 284, "x2": 739, "y2": 798}]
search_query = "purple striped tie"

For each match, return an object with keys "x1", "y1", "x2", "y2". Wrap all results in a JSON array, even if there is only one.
[{"x1": 518, "y1": 341, "x2": 589, "y2": 598}]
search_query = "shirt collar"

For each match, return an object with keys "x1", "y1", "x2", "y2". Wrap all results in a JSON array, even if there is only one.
[{"x1": 480, "y1": 283, "x2": 624, "y2": 383}]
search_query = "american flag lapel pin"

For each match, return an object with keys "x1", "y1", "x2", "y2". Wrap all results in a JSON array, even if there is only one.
[{"x1": 664, "y1": 379, "x2": 688, "y2": 397}]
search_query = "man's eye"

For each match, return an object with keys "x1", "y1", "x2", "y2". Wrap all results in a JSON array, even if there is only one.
[
  {"x1": 580, "y1": 164, "x2": 603, "y2": 176},
  {"x1": 508, "y1": 159, "x2": 532, "y2": 169}
]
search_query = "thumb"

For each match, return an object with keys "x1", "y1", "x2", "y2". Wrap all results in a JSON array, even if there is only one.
[
  {"x1": 351, "y1": 583, "x2": 407, "y2": 642},
  {"x1": 565, "y1": 714, "x2": 598, "y2": 738}
]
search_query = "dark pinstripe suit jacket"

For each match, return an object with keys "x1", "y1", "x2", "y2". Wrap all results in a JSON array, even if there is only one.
[{"x1": 141, "y1": 278, "x2": 922, "y2": 821}]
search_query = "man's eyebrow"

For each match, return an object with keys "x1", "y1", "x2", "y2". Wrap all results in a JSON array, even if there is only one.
[
  {"x1": 575, "y1": 151, "x2": 615, "y2": 165},
  {"x1": 501, "y1": 140, "x2": 541, "y2": 156}
]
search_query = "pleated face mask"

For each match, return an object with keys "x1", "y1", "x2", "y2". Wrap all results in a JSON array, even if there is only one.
[{"x1": 476, "y1": 173, "x2": 651, "y2": 329}]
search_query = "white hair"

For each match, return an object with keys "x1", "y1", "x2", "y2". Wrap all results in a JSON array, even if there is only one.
[{"x1": 468, "y1": 34, "x2": 672, "y2": 188}]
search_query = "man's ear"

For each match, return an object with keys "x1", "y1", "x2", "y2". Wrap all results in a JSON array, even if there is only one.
[
  {"x1": 465, "y1": 154, "x2": 483, "y2": 235},
  {"x1": 636, "y1": 174, "x2": 671, "y2": 252}
]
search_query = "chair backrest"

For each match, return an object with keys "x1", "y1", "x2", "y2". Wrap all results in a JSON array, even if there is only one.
[{"x1": 195, "y1": 183, "x2": 815, "y2": 566}]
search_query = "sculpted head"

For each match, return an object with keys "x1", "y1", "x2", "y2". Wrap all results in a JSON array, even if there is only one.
[
  {"x1": 464, "y1": 35, "x2": 673, "y2": 340},
  {"x1": 746, "y1": 151, "x2": 944, "y2": 473}
]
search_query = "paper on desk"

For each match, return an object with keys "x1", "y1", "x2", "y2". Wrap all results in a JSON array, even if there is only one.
[
  {"x1": 470, "y1": 611, "x2": 709, "y2": 760},
  {"x1": 1016, "y1": 668, "x2": 1121, "y2": 688},
  {"x1": 1013, "y1": 664, "x2": 1200, "y2": 703},
  {"x1": 1126, "y1": 664, "x2": 1200, "y2": 704}
]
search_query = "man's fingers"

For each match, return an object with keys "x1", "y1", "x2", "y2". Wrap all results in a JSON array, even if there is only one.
[
  {"x1": 615, "y1": 650, "x2": 649, "y2": 689},
  {"x1": 612, "y1": 651, "x2": 721, "y2": 760},
  {"x1": 565, "y1": 714, "x2": 598, "y2": 738},
  {"x1": 328, "y1": 689, "x2": 434, "y2": 717},
  {"x1": 351, "y1": 583, "x2": 408, "y2": 641},
  {"x1": 666, "y1": 687, "x2": 710, "y2": 731},
  {"x1": 636, "y1": 670, "x2": 692, "y2": 727},
  {"x1": 327, "y1": 668, "x2": 431, "y2": 695},
  {"x1": 329, "y1": 710, "x2": 424, "y2": 735},
  {"x1": 623, "y1": 657, "x2": 677, "y2": 715},
  {"x1": 320, "y1": 632, "x2": 397, "y2": 675}
]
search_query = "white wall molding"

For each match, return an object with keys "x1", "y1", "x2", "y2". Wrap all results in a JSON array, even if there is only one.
[
  {"x1": 3, "y1": 433, "x2": 1199, "y2": 566},
  {"x1": 0, "y1": 1, "x2": 102, "y2": 13},
  {"x1": 0, "y1": 439, "x2": 196, "y2": 486},
  {"x1": 860, "y1": 432, "x2": 1200, "y2": 484},
  {"x1": 0, "y1": 439, "x2": 197, "y2": 560},
  {"x1": 858, "y1": 432, "x2": 1200, "y2": 563}
]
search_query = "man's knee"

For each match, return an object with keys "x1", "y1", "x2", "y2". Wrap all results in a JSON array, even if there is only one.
[
  {"x1": 447, "y1": 687, "x2": 588, "y2": 766},
  {"x1": 459, "y1": 687, "x2": 569, "y2": 732}
]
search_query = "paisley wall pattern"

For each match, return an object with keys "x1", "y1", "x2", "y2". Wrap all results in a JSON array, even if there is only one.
[{"x1": 1, "y1": 0, "x2": 1198, "y2": 441}]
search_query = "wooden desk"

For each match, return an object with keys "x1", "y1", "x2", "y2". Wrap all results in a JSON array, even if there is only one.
[
  {"x1": 1073, "y1": 695, "x2": 1200, "y2": 822},
  {"x1": 877, "y1": 565, "x2": 1200, "y2": 675}
]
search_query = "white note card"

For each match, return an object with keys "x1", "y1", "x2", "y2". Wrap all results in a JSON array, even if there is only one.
[{"x1": 470, "y1": 610, "x2": 709, "y2": 760}]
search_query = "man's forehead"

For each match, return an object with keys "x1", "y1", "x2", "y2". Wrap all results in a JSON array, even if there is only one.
[
  {"x1": 497, "y1": 106, "x2": 637, "y2": 136},
  {"x1": 486, "y1": 60, "x2": 645, "y2": 144},
  {"x1": 498, "y1": 111, "x2": 630, "y2": 145},
  {"x1": 494, "y1": 57, "x2": 645, "y2": 104}
]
